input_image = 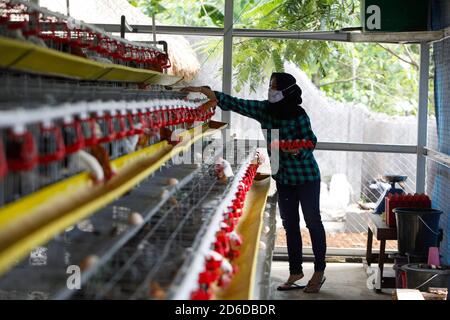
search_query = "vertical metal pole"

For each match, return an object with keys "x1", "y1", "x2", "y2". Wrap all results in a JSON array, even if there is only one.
[
  {"x1": 416, "y1": 42, "x2": 430, "y2": 194},
  {"x1": 152, "y1": 13, "x2": 157, "y2": 43},
  {"x1": 222, "y1": 0, "x2": 233, "y2": 125},
  {"x1": 66, "y1": 0, "x2": 70, "y2": 16},
  {"x1": 120, "y1": 15, "x2": 126, "y2": 39}
]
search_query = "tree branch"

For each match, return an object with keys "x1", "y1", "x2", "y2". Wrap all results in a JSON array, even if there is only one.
[
  {"x1": 318, "y1": 76, "x2": 402, "y2": 100},
  {"x1": 377, "y1": 44, "x2": 419, "y2": 70},
  {"x1": 403, "y1": 45, "x2": 420, "y2": 69},
  {"x1": 318, "y1": 76, "x2": 359, "y2": 87}
]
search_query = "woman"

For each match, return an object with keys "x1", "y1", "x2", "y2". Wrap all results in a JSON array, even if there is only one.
[{"x1": 182, "y1": 72, "x2": 326, "y2": 293}]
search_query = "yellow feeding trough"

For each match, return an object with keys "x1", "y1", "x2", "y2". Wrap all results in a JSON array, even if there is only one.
[
  {"x1": 0, "y1": 121, "x2": 227, "y2": 277},
  {"x1": 0, "y1": 36, "x2": 183, "y2": 85},
  {"x1": 0, "y1": 36, "x2": 105, "y2": 80},
  {"x1": 214, "y1": 173, "x2": 272, "y2": 300}
]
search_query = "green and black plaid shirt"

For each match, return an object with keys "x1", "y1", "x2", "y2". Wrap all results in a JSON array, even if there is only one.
[{"x1": 214, "y1": 91, "x2": 321, "y2": 185}]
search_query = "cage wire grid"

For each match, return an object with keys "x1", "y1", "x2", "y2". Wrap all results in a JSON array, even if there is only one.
[
  {"x1": 67, "y1": 142, "x2": 256, "y2": 300},
  {"x1": 0, "y1": 70, "x2": 187, "y2": 109},
  {"x1": 275, "y1": 151, "x2": 415, "y2": 251},
  {"x1": 76, "y1": 165, "x2": 219, "y2": 299}
]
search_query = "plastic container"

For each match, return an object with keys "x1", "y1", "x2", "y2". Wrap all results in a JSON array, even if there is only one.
[
  {"x1": 386, "y1": 193, "x2": 431, "y2": 228},
  {"x1": 401, "y1": 263, "x2": 450, "y2": 291},
  {"x1": 394, "y1": 208, "x2": 442, "y2": 257}
]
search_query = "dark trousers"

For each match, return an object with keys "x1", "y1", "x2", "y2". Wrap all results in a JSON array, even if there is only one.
[{"x1": 277, "y1": 180, "x2": 326, "y2": 274}]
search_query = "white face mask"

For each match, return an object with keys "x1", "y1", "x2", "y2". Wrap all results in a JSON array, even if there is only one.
[
  {"x1": 268, "y1": 83, "x2": 295, "y2": 103},
  {"x1": 268, "y1": 88, "x2": 284, "y2": 103}
]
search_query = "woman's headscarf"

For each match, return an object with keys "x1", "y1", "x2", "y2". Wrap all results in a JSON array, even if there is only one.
[{"x1": 267, "y1": 72, "x2": 305, "y2": 120}]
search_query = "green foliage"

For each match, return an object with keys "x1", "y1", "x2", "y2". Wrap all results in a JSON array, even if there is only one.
[
  {"x1": 272, "y1": 50, "x2": 284, "y2": 73},
  {"x1": 129, "y1": 0, "x2": 167, "y2": 16},
  {"x1": 199, "y1": 4, "x2": 224, "y2": 26},
  {"x1": 129, "y1": 0, "x2": 225, "y2": 27},
  {"x1": 129, "y1": 0, "x2": 433, "y2": 115}
]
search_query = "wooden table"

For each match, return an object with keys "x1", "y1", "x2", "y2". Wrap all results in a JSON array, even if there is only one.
[{"x1": 366, "y1": 214, "x2": 397, "y2": 292}]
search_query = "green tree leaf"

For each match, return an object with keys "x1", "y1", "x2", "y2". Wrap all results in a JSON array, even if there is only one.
[{"x1": 199, "y1": 4, "x2": 224, "y2": 27}]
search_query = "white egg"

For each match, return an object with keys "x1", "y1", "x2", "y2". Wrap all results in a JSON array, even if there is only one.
[
  {"x1": 263, "y1": 226, "x2": 270, "y2": 234},
  {"x1": 128, "y1": 212, "x2": 144, "y2": 226}
]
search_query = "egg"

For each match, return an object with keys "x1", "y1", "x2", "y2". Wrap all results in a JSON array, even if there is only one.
[
  {"x1": 128, "y1": 212, "x2": 144, "y2": 226},
  {"x1": 80, "y1": 255, "x2": 99, "y2": 271},
  {"x1": 263, "y1": 226, "x2": 271, "y2": 234},
  {"x1": 167, "y1": 178, "x2": 179, "y2": 186}
]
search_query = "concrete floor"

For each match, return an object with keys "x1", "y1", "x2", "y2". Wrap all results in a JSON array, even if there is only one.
[{"x1": 270, "y1": 261, "x2": 393, "y2": 300}]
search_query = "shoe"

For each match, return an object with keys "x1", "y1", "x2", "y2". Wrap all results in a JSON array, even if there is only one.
[
  {"x1": 303, "y1": 272, "x2": 326, "y2": 293},
  {"x1": 276, "y1": 273, "x2": 304, "y2": 291},
  {"x1": 277, "y1": 283, "x2": 306, "y2": 291}
]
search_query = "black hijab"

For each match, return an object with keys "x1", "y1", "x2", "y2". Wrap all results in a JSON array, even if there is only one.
[{"x1": 267, "y1": 72, "x2": 306, "y2": 120}]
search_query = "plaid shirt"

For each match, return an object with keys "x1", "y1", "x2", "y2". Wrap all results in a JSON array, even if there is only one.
[{"x1": 214, "y1": 91, "x2": 320, "y2": 185}]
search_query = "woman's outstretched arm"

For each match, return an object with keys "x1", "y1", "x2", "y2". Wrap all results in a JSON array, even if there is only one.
[{"x1": 182, "y1": 86, "x2": 267, "y2": 122}]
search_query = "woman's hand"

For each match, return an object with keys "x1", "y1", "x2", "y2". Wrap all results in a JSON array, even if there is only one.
[{"x1": 181, "y1": 86, "x2": 217, "y2": 101}]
